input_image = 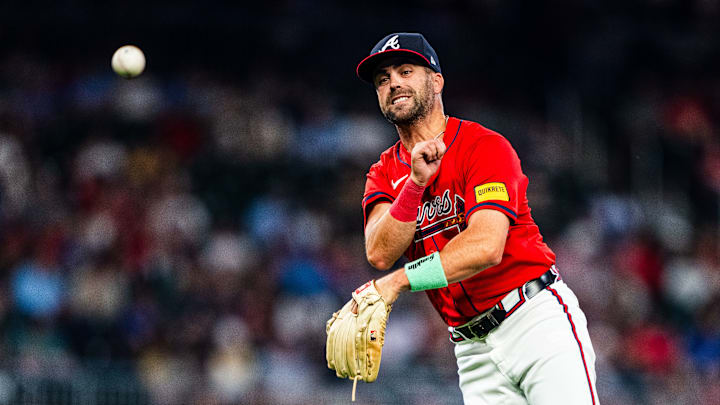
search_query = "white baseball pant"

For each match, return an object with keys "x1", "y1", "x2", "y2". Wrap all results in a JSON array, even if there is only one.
[{"x1": 452, "y1": 280, "x2": 599, "y2": 405}]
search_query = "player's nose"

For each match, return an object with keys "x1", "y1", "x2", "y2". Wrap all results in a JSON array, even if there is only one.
[{"x1": 388, "y1": 71, "x2": 403, "y2": 89}]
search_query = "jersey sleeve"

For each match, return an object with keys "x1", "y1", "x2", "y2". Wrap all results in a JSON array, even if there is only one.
[
  {"x1": 362, "y1": 159, "x2": 395, "y2": 228},
  {"x1": 463, "y1": 135, "x2": 526, "y2": 224}
]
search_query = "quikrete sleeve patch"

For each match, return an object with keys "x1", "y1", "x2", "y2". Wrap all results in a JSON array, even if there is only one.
[{"x1": 474, "y1": 182, "x2": 509, "y2": 202}]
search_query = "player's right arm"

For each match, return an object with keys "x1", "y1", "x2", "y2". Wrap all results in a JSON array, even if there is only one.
[
  {"x1": 364, "y1": 202, "x2": 416, "y2": 270},
  {"x1": 364, "y1": 139, "x2": 446, "y2": 270}
]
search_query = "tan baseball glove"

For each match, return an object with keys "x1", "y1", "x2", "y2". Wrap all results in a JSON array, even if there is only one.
[{"x1": 326, "y1": 280, "x2": 392, "y2": 394}]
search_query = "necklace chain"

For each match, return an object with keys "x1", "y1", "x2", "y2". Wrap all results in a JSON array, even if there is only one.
[{"x1": 434, "y1": 115, "x2": 450, "y2": 139}]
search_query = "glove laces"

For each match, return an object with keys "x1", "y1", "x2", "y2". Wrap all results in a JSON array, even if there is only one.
[{"x1": 352, "y1": 375, "x2": 359, "y2": 402}]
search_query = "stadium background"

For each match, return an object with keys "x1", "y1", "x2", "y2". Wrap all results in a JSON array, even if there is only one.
[{"x1": 1, "y1": 1, "x2": 719, "y2": 404}]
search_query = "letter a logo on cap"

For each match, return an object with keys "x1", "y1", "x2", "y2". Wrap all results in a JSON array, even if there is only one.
[{"x1": 381, "y1": 35, "x2": 400, "y2": 51}]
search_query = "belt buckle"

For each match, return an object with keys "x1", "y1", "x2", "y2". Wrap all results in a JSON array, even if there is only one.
[
  {"x1": 452, "y1": 327, "x2": 473, "y2": 341},
  {"x1": 468, "y1": 308, "x2": 503, "y2": 339}
]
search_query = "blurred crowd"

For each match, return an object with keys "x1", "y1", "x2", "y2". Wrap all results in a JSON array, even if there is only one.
[{"x1": 1, "y1": 1, "x2": 720, "y2": 404}]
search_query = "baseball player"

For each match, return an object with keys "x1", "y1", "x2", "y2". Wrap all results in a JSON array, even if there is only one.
[{"x1": 350, "y1": 33, "x2": 599, "y2": 404}]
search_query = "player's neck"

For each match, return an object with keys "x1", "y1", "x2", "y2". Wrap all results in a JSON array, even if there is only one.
[{"x1": 397, "y1": 109, "x2": 448, "y2": 152}]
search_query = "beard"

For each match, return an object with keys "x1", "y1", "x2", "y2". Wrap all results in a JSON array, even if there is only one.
[{"x1": 380, "y1": 75, "x2": 434, "y2": 126}]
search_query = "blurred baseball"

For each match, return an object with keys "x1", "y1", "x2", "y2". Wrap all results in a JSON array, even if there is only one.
[{"x1": 111, "y1": 45, "x2": 146, "y2": 78}]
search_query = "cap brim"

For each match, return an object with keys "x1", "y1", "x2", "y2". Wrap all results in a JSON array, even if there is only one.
[{"x1": 356, "y1": 49, "x2": 433, "y2": 83}]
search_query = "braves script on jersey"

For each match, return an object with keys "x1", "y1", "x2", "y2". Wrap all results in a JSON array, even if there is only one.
[{"x1": 363, "y1": 117, "x2": 556, "y2": 327}]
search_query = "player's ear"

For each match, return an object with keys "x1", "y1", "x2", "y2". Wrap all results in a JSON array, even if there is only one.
[{"x1": 432, "y1": 72, "x2": 444, "y2": 95}]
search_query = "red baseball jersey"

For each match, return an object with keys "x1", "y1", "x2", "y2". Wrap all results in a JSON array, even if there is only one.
[{"x1": 362, "y1": 117, "x2": 556, "y2": 327}]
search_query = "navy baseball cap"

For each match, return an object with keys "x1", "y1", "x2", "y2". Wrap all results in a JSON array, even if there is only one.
[{"x1": 356, "y1": 33, "x2": 441, "y2": 83}]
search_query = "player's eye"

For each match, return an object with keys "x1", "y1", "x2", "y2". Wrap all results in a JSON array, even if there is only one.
[{"x1": 377, "y1": 77, "x2": 389, "y2": 85}]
